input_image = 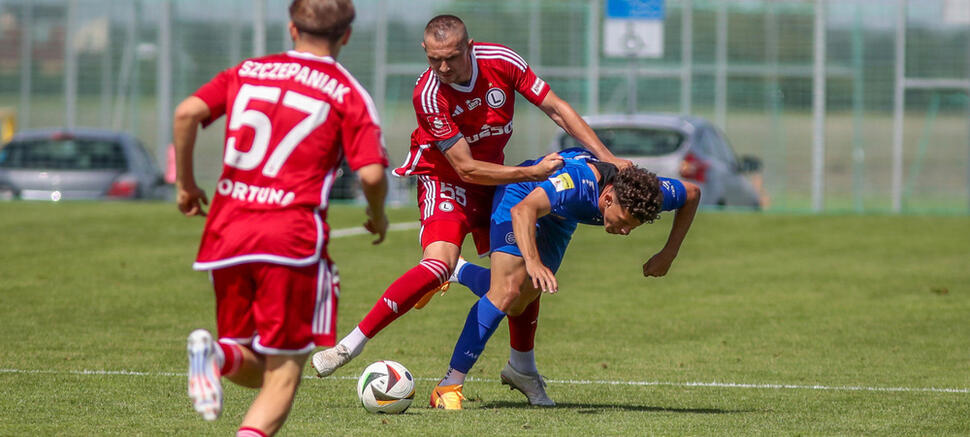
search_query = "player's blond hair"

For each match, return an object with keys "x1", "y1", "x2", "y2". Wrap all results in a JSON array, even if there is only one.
[
  {"x1": 424, "y1": 14, "x2": 469, "y2": 42},
  {"x1": 613, "y1": 166, "x2": 663, "y2": 224},
  {"x1": 289, "y1": 0, "x2": 355, "y2": 43}
]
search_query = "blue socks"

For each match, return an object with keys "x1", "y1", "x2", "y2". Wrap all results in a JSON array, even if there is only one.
[
  {"x1": 456, "y1": 262, "x2": 490, "y2": 298},
  {"x1": 449, "y1": 296, "x2": 506, "y2": 373}
]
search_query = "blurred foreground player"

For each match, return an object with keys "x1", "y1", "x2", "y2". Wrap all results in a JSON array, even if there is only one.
[
  {"x1": 173, "y1": 1, "x2": 388, "y2": 435},
  {"x1": 429, "y1": 148, "x2": 700, "y2": 409}
]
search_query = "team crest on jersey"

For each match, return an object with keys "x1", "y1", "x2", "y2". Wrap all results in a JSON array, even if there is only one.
[
  {"x1": 439, "y1": 201, "x2": 455, "y2": 212},
  {"x1": 425, "y1": 114, "x2": 453, "y2": 137},
  {"x1": 549, "y1": 173, "x2": 575, "y2": 192},
  {"x1": 466, "y1": 98, "x2": 482, "y2": 110},
  {"x1": 486, "y1": 88, "x2": 506, "y2": 108},
  {"x1": 504, "y1": 232, "x2": 516, "y2": 245}
]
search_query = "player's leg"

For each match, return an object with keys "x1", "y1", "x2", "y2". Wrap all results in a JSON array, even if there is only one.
[
  {"x1": 501, "y1": 221, "x2": 572, "y2": 406},
  {"x1": 234, "y1": 262, "x2": 320, "y2": 436},
  {"x1": 238, "y1": 353, "x2": 309, "y2": 437},
  {"x1": 313, "y1": 235, "x2": 459, "y2": 377},
  {"x1": 314, "y1": 178, "x2": 483, "y2": 377},
  {"x1": 188, "y1": 265, "x2": 255, "y2": 421},
  {"x1": 431, "y1": 251, "x2": 530, "y2": 410}
]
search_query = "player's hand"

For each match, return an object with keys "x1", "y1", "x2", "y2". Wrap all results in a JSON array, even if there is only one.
[
  {"x1": 525, "y1": 258, "x2": 558, "y2": 293},
  {"x1": 176, "y1": 184, "x2": 209, "y2": 217},
  {"x1": 642, "y1": 250, "x2": 676, "y2": 277},
  {"x1": 530, "y1": 153, "x2": 565, "y2": 181},
  {"x1": 364, "y1": 207, "x2": 388, "y2": 245},
  {"x1": 607, "y1": 157, "x2": 634, "y2": 170}
]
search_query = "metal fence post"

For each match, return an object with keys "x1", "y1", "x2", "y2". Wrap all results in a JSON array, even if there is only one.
[
  {"x1": 586, "y1": 0, "x2": 600, "y2": 116},
  {"x1": 253, "y1": 0, "x2": 266, "y2": 57},
  {"x1": 891, "y1": 0, "x2": 906, "y2": 213},
  {"x1": 680, "y1": 0, "x2": 692, "y2": 115},
  {"x1": 65, "y1": 0, "x2": 78, "y2": 129},
  {"x1": 812, "y1": 0, "x2": 827, "y2": 212},
  {"x1": 714, "y1": 1, "x2": 727, "y2": 129},
  {"x1": 373, "y1": 0, "x2": 387, "y2": 119},
  {"x1": 19, "y1": 0, "x2": 33, "y2": 130},
  {"x1": 157, "y1": 0, "x2": 173, "y2": 166}
]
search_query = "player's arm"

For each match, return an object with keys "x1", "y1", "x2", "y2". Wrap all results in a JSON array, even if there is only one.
[
  {"x1": 357, "y1": 163, "x2": 388, "y2": 245},
  {"x1": 537, "y1": 90, "x2": 633, "y2": 169},
  {"x1": 440, "y1": 137, "x2": 563, "y2": 185},
  {"x1": 643, "y1": 181, "x2": 701, "y2": 277},
  {"x1": 510, "y1": 187, "x2": 558, "y2": 293},
  {"x1": 172, "y1": 96, "x2": 211, "y2": 217}
]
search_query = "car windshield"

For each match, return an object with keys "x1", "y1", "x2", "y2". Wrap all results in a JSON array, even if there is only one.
[
  {"x1": 560, "y1": 127, "x2": 684, "y2": 156},
  {"x1": 0, "y1": 138, "x2": 127, "y2": 171}
]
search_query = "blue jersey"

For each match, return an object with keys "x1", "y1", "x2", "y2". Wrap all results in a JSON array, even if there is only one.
[{"x1": 489, "y1": 148, "x2": 686, "y2": 272}]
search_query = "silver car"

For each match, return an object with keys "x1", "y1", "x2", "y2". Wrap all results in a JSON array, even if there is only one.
[
  {"x1": 553, "y1": 114, "x2": 765, "y2": 209},
  {"x1": 0, "y1": 128, "x2": 169, "y2": 201}
]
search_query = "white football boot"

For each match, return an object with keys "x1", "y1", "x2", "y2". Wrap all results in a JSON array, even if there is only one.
[
  {"x1": 312, "y1": 344, "x2": 352, "y2": 377},
  {"x1": 186, "y1": 329, "x2": 223, "y2": 421},
  {"x1": 500, "y1": 362, "x2": 555, "y2": 406}
]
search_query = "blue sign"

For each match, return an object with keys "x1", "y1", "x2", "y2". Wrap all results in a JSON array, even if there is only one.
[{"x1": 605, "y1": 0, "x2": 665, "y2": 20}]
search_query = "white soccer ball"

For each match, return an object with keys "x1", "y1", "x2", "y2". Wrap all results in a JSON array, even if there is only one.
[{"x1": 356, "y1": 360, "x2": 415, "y2": 414}]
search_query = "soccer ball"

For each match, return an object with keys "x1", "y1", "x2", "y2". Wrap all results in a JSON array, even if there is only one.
[{"x1": 356, "y1": 360, "x2": 415, "y2": 414}]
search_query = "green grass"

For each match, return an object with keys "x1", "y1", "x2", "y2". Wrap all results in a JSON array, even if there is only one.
[{"x1": 1, "y1": 201, "x2": 968, "y2": 435}]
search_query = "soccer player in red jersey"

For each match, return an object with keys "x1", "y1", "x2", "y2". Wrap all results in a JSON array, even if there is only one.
[
  {"x1": 312, "y1": 15, "x2": 631, "y2": 402},
  {"x1": 173, "y1": 1, "x2": 388, "y2": 435}
]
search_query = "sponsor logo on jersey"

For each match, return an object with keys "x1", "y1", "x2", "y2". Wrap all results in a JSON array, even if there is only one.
[
  {"x1": 466, "y1": 98, "x2": 482, "y2": 110},
  {"x1": 466, "y1": 120, "x2": 513, "y2": 144},
  {"x1": 238, "y1": 61, "x2": 350, "y2": 103},
  {"x1": 531, "y1": 77, "x2": 546, "y2": 95},
  {"x1": 425, "y1": 114, "x2": 453, "y2": 138},
  {"x1": 504, "y1": 232, "x2": 516, "y2": 245},
  {"x1": 217, "y1": 179, "x2": 296, "y2": 206},
  {"x1": 485, "y1": 88, "x2": 507, "y2": 108},
  {"x1": 451, "y1": 105, "x2": 465, "y2": 117},
  {"x1": 438, "y1": 201, "x2": 454, "y2": 212},
  {"x1": 549, "y1": 173, "x2": 575, "y2": 192}
]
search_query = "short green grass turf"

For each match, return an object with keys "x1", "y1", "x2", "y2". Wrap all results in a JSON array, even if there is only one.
[{"x1": 1, "y1": 201, "x2": 968, "y2": 436}]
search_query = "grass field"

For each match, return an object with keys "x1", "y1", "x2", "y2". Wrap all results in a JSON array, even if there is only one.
[{"x1": 1, "y1": 201, "x2": 969, "y2": 435}]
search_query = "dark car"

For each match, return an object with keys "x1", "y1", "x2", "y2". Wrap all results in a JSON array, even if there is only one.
[
  {"x1": 553, "y1": 114, "x2": 765, "y2": 208},
  {"x1": 0, "y1": 128, "x2": 169, "y2": 201}
]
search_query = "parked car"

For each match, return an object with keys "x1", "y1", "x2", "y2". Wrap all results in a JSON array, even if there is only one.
[
  {"x1": 553, "y1": 114, "x2": 765, "y2": 209},
  {"x1": 0, "y1": 128, "x2": 169, "y2": 201}
]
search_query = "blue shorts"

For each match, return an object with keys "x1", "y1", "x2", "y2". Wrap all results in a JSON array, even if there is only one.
[{"x1": 488, "y1": 184, "x2": 578, "y2": 274}]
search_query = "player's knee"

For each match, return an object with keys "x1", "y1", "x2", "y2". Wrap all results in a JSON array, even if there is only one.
[{"x1": 486, "y1": 284, "x2": 521, "y2": 313}]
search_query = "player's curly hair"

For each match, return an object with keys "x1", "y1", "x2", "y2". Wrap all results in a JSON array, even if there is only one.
[
  {"x1": 289, "y1": 0, "x2": 355, "y2": 43},
  {"x1": 612, "y1": 166, "x2": 663, "y2": 224}
]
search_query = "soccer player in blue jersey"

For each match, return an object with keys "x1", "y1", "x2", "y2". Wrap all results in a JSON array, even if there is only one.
[{"x1": 428, "y1": 148, "x2": 700, "y2": 409}]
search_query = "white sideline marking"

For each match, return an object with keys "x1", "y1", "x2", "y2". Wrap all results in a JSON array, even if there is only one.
[
  {"x1": 330, "y1": 221, "x2": 420, "y2": 239},
  {"x1": 1, "y1": 368, "x2": 966, "y2": 394}
]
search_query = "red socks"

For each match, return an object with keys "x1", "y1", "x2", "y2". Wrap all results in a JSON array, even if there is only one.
[
  {"x1": 358, "y1": 259, "x2": 450, "y2": 337},
  {"x1": 218, "y1": 342, "x2": 243, "y2": 377},
  {"x1": 237, "y1": 427, "x2": 267, "y2": 437},
  {"x1": 508, "y1": 298, "x2": 540, "y2": 351}
]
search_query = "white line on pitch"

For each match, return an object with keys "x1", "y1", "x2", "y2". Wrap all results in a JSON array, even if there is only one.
[
  {"x1": 1, "y1": 368, "x2": 966, "y2": 394},
  {"x1": 330, "y1": 221, "x2": 420, "y2": 238}
]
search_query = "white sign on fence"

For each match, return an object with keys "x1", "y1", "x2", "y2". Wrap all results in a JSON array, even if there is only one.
[{"x1": 603, "y1": 0, "x2": 665, "y2": 58}]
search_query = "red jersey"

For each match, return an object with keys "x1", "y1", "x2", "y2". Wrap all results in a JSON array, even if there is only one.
[
  {"x1": 394, "y1": 42, "x2": 550, "y2": 182},
  {"x1": 191, "y1": 50, "x2": 388, "y2": 270}
]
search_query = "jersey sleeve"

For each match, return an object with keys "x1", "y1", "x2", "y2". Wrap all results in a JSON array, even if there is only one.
[
  {"x1": 340, "y1": 84, "x2": 389, "y2": 171},
  {"x1": 192, "y1": 68, "x2": 233, "y2": 128},
  {"x1": 412, "y1": 79, "x2": 461, "y2": 148},
  {"x1": 514, "y1": 64, "x2": 550, "y2": 107},
  {"x1": 659, "y1": 177, "x2": 687, "y2": 211}
]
